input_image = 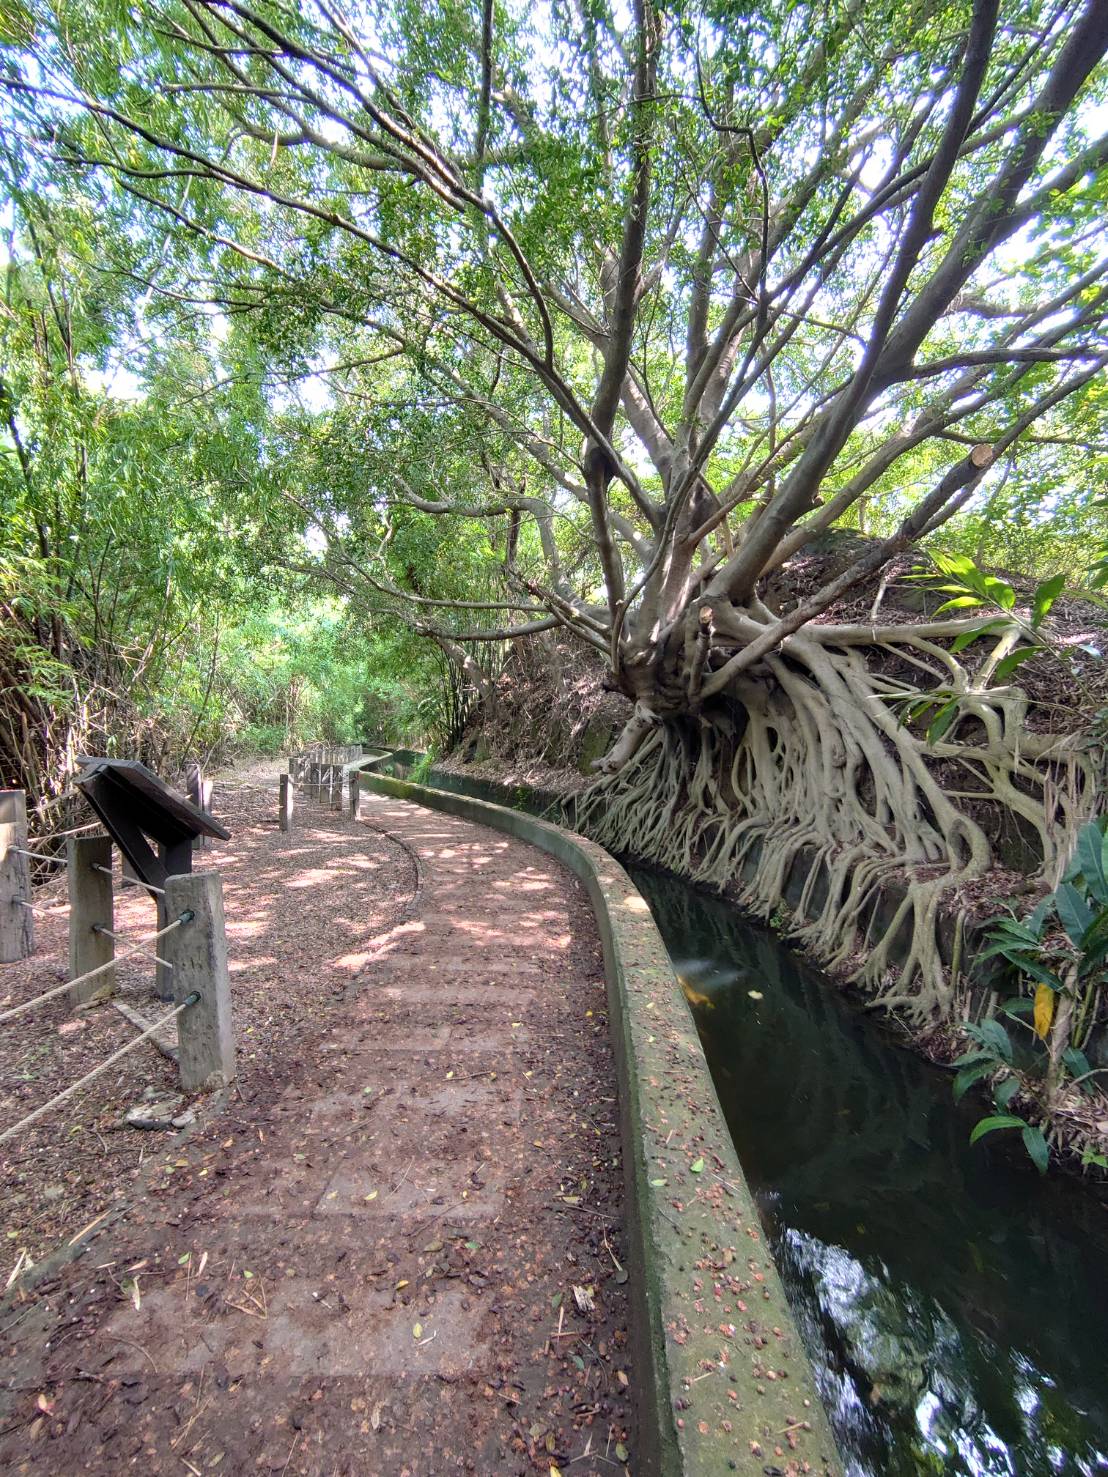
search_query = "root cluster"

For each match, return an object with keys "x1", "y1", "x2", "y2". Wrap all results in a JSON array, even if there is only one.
[{"x1": 574, "y1": 623, "x2": 1100, "y2": 1025}]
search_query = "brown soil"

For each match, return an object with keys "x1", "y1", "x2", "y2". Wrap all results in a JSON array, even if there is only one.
[
  {"x1": 1, "y1": 761, "x2": 414, "y2": 1260},
  {"x1": 0, "y1": 767, "x2": 633, "y2": 1475}
]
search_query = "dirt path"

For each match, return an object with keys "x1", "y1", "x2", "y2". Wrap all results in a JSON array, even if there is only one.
[{"x1": 0, "y1": 775, "x2": 633, "y2": 1474}]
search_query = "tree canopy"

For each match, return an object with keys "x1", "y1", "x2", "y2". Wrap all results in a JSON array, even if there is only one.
[
  {"x1": 2, "y1": 0, "x2": 1108, "y2": 1011},
  {"x1": 5, "y1": 0, "x2": 1106, "y2": 751}
]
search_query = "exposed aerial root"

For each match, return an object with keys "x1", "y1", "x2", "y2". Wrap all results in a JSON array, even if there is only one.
[{"x1": 572, "y1": 631, "x2": 1101, "y2": 1026}]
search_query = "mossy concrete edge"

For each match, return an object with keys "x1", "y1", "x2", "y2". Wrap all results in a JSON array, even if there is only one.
[{"x1": 358, "y1": 771, "x2": 840, "y2": 1477}]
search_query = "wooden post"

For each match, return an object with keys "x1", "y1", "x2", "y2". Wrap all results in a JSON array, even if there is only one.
[
  {"x1": 186, "y1": 762, "x2": 206, "y2": 851},
  {"x1": 0, "y1": 790, "x2": 33, "y2": 962},
  {"x1": 185, "y1": 758, "x2": 202, "y2": 810},
  {"x1": 68, "y1": 835, "x2": 115, "y2": 1004},
  {"x1": 280, "y1": 773, "x2": 294, "y2": 832},
  {"x1": 164, "y1": 871, "x2": 236, "y2": 1092},
  {"x1": 199, "y1": 779, "x2": 213, "y2": 850},
  {"x1": 348, "y1": 770, "x2": 360, "y2": 819},
  {"x1": 156, "y1": 839, "x2": 191, "y2": 1001},
  {"x1": 330, "y1": 765, "x2": 342, "y2": 811}
]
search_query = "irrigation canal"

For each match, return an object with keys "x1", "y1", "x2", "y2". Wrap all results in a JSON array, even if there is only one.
[{"x1": 395, "y1": 763, "x2": 1108, "y2": 1476}]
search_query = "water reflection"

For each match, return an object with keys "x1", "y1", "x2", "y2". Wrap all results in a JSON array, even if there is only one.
[{"x1": 633, "y1": 867, "x2": 1108, "y2": 1477}]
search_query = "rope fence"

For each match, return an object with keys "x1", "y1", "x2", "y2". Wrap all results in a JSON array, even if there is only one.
[
  {"x1": 0, "y1": 913, "x2": 190, "y2": 1024},
  {"x1": 1, "y1": 783, "x2": 239, "y2": 1146},
  {"x1": 94, "y1": 864, "x2": 166, "y2": 896},
  {"x1": 0, "y1": 994, "x2": 200, "y2": 1147},
  {"x1": 283, "y1": 746, "x2": 386, "y2": 830}
]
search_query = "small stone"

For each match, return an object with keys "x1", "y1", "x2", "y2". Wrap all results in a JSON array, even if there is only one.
[{"x1": 125, "y1": 1094, "x2": 186, "y2": 1130}]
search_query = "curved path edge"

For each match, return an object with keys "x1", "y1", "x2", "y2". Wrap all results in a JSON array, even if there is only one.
[{"x1": 359, "y1": 771, "x2": 841, "y2": 1477}]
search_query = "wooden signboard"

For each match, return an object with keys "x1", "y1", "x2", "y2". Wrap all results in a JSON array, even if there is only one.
[{"x1": 74, "y1": 758, "x2": 230, "y2": 896}]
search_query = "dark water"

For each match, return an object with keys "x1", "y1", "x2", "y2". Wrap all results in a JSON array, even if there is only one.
[
  {"x1": 404, "y1": 764, "x2": 1108, "y2": 1475},
  {"x1": 631, "y1": 867, "x2": 1108, "y2": 1477}
]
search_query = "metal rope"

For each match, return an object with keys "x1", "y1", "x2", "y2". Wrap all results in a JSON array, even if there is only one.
[
  {"x1": 92, "y1": 926, "x2": 174, "y2": 970},
  {"x1": 23, "y1": 823, "x2": 101, "y2": 846},
  {"x1": 15, "y1": 900, "x2": 67, "y2": 918},
  {"x1": 92, "y1": 865, "x2": 165, "y2": 896},
  {"x1": 0, "y1": 913, "x2": 191, "y2": 1024},
  {"x1": 0, "y1": 993, "x2": 199, "y2": 1146}
]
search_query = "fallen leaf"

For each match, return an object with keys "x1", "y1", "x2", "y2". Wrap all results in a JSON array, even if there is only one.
[
  {"x1": 412, "y1": 1323, "x2": 423, "y2": 1339},
  {"x1": 690, "y1": 1158, "x2": 705, "y2": 1174},
  {"x1": 364, "y1": 1190, "x2": 378, "y2": 1201},
  {"x1": 748, "y1": 990, "x2": 764, "y2": 1000},
  {"x1": 616, "y1": 1369, "x2": 629, "y2": 1388},
  {"x1": 615, "y1": 1442, "x2": 629, "y2": 1463},
  {"x1": 572, "y1": 1285, "x2": 595, "y2": 1314}
]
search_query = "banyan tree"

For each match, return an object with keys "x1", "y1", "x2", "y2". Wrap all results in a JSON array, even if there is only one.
[{"x1": 8, "y1": 0, "x2": 1108, "y2": 1017}]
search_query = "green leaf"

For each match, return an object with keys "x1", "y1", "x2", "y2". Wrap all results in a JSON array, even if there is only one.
[
  {"x1": 926, "y1": 699, "x2": 960, "y2": 743},
  {"x1": 1021, "y1": 1124, "x2": 1049, "y2": 1174},
  {"x1": 934, "y1": 595, "x2": 984, "y2": 614},
  {"x1": 1025, "y1": 895, "x2": 1054, "y2": 938},
  {"x1": 950, "y1": 620, "x2": 1009, "y2": 653},
  {"x1": 1031, "y1": 573, "x2": 1065, "y2": 628},
  {"x1": 932, "y1": 552, "x2": 979, "y2": 581},
  {"x1": 1055, "y1": 882, "x2": 1094, "y2": 947},
  {"x1": 999, "y1": 997, "x2": 1035, "y2": 1018},
  {"x1": 982, "y1": 576, "x2": 1016, "y2": 610},
  {"x1": 953, "y1": 1061, "x2": 994, "y2": 1100},
  {"x1": 1075, "y1": 823, "x2": 1108, "y2": 905},
  {"x1": 1009, "y1": 957, "x2": 1066, "y2": 991},
  {"x1": 966, "y1": 1019, "x2": 1013, "y2": 1062},
  {"x1": 969, "y1": 1114, "x2": 1026, "y2": 1145},
  {"x1": 952, "y1": 1047, "x2": 995, "y2": 1067},
  {"x1": 992, "y1": 646, "x2": 1043, "y2": 683},
  {"x1": 689, "y1": 1157, "x2": 704, "y2": 1174},
  {"x1": 994, "y1": 1075, "x2": 1019, "y2": 1109},
  {"x1": 0, "y1": 0, "x2": 32, "y2": 44},
  {"x1": 1062, "y1": 1046, "x2": 1092, "y2": 1083}
]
